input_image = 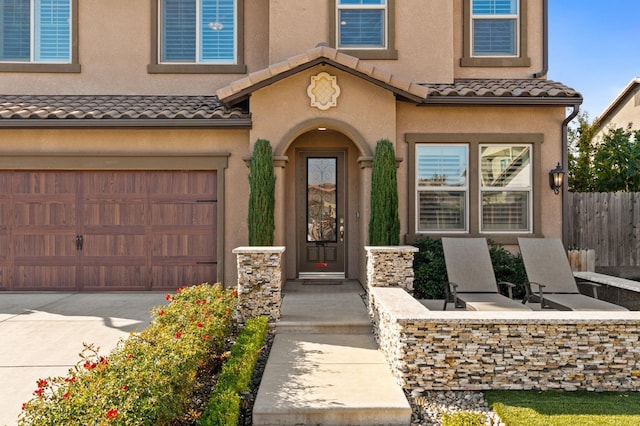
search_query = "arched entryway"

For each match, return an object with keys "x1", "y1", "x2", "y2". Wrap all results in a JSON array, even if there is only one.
[{"x1": 279, "y1": 127, "x2": 370, "y2": 281}]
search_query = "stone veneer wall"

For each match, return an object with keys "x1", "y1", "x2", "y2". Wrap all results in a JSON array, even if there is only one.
[
  {"x1": 369, "y1": 287, "x2": 640, "y2": 392},
  {"x1": 232, "y1": 246, "x2": 285, "y2": 323},
  {"x1": 365, "y1": 246, "x2": 418, "y2": 292}
]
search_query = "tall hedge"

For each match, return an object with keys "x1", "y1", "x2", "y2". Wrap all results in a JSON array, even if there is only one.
[
  {"x1": 369, "y1": 139, "x2": 400, "y2": 245},
  {"x1": 248, "y1": 139, "x2": 275, "y2": 246}
]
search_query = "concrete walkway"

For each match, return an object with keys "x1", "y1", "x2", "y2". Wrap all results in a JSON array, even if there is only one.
[
  {"x1": 253, "y1": 281, "x2": 412, "y2": 425},
  {"x1": 0, "y1": 292, "x2": 165, "y2": 426}
]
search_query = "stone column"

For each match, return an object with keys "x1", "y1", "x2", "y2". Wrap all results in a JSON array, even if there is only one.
[
  {"x1": 365, "y1": 246, "x2": 418, "y2": 292},
  {"x1": 233, "y1": 246, "x2": 285, "y2": 323}
]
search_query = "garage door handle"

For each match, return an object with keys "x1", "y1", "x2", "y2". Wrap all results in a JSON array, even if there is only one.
[{"x1": 75, "y1": 235, "x2": 84, "y2": 251}]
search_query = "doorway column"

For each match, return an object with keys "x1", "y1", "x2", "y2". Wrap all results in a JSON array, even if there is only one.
[
  {"x1": 273, "y1": 156, "x2": 288, "y2": 246},
  {"x1": 358, "y1": 156, "x2": 373, "y2": 281}
]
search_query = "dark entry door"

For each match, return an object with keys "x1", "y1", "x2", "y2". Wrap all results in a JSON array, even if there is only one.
[{"x1": 297, "y1": 151, "x2": 346, "y2": 277}]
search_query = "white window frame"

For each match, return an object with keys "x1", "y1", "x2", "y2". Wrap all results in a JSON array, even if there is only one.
[
  {"x1": 336, "y1": 0, "x2": 388, "y2": 50},
  {"x1": 479, "y1": 144, "x2": 532, "y2": 233},
  {"x1": 415, "y1": 144, "x2": 469, "y2": 233},
  {"x1": 158, "y1": 0, "x2": 238, "y2": 65},
  {"x1": 470, "y1": 0, "x2": 520, "y2": 58}
]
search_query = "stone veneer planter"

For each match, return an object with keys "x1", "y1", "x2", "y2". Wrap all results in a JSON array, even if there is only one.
[
  {"x1": 365, "y1": 246, "x2": 418, "y2": 292},
  {"x1": 233, "y1": 246, "x2": 285, "y2": 323},
  {"x1": 369, "y1": 286, "x2": 640, "y2": 392}
]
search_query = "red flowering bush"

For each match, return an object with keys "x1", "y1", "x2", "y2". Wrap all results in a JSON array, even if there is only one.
[{"x1": 18, "y1": 283, "x2": 236, "y2": 425}]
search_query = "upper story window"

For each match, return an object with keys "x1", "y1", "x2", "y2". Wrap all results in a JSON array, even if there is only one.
[
  {"x1": 0, "y1": 0, "x2": 78, "y2": 71},
  {"x1": 471, "y1": 0, "x2": 518, "y2": 57},
  {"x1": 337, "y1": 0, "x2": 387, "y2": 49},
  {"x1": 461, "y1": 0, "x2": 530, "y2": 68},
  {"x1": 330, "y1": 0, "x2": 397, "y2": 60},
  {"x1": 149, "y1": 0, "x2": 246, "y2": 74}
]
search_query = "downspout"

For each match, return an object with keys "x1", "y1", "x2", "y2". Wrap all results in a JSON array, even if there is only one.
[
  {"x1": 561, "y1": 104, "x2": 580, "y2": 245},
  {"x1": 533, "y1": 0, "x2": 548, "y2": 78}
]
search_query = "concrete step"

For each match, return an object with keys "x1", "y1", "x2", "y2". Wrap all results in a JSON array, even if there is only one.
[
  {"x1": 252, "y1": 333, "x2": 412, "y2": 426},
  {"x1": 276, "y1": 319, "x2": 373, "y2": 334}
]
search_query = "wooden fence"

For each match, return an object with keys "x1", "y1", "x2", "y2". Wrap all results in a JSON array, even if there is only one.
[{"x1": 566, "y1": 192, "x2": 640, "y2": 268}]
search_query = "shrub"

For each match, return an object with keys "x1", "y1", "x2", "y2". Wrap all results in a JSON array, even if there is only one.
[
  {"x1": 199, "y1": 316, "x2": 269, "y2": 425},
  {"x1": 248, "y1": 138, "x2": 276, "y2": 246},
  {"x1": 441, "y1": 411, "x2": 486, "y2": 426},
  {"x1": 18, "y1": 283, "x2": 237, "y2": 426},
  {"x1": 369, "y1": 139, "x2": 400, "y2": 245},
  {"x1": 412, "y1": 238, "x2": 528, "y2": 300}
]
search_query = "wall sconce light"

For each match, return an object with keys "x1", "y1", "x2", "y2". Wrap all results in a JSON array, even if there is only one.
[{"x1": 549, "y1": 162, "x2": 565, "y2": 195}]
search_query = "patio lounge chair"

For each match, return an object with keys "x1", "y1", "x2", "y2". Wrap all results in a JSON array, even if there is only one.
[
  {"x1": 441, "y1": 237, "x2": 532, "y2": 311},
  {"x1": 518, "y1": 238, "x2": 628, "y2": 311}
]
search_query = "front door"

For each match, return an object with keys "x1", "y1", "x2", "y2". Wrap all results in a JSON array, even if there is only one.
[{"x1": 297, "y1": 150, "x2": 346, "y2": 278}]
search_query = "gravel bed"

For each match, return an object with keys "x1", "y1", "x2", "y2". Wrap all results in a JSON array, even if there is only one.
[{"x1": 407, "y1": 389, "x2": 504, "y2": 426}]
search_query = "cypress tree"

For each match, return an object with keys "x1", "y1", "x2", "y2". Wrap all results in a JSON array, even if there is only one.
[
  {"x1": 248, "y1": 139, "x2": 276, "y2": 246},
  {"x1": 369, "y1": 139, "x2": 400, "y2": 245}
]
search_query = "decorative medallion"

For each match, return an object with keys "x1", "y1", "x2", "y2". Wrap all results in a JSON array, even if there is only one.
[{"x1": 307, "y1": 72, "x2": 341, "y2": 111}]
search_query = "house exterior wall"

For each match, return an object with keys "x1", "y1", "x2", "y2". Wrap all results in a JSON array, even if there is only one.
[{"x1": 594, "y1": 86, "x2": 640, "y2": 142}]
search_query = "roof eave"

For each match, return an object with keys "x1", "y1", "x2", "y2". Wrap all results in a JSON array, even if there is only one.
[
  {"x1": 0, "y1": 118, "x2": 253, "y2": 129},
  {"x1": 420, "y1": 96, "x2": 583, "y2": 106},
  {"x1": 219, "y1": 56, "x2": 427, "y2": 107}
]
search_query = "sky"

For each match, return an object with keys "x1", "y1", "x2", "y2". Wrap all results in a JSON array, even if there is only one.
[{"x1": 548, "y1": 1, "x2": 640, "y2": 120}]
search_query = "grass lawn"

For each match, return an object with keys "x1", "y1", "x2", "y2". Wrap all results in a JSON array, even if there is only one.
[{"x1": 485, "y1": 391, "x2": 640, "y2": 426}]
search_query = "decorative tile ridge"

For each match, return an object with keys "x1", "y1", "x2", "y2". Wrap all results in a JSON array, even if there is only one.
[
  {"x1": 365, "y1": 246, "x2": 419, "y2": 253},
  {"x1": 232, "y1": 246, "x2": 286, "y2": 254}
]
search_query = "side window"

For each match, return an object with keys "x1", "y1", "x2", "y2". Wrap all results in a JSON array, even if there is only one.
[
  {"x1": 330, "y1": 0, "x2": 397, "y2": 60},
  {"x1": 461, "y1": 0, "x2": 530, "y2": 67},
  {"x1": 471, "y1": 0, "x2": 518, "y2": 57},
  {"x1": 0, "y1": 0, "x2": 78, "y2": 72},
  {"x1": 149, "y1": 0, "x2": 246, "y2": 74},
  {"x1": 416, "y1": 145, "x2": 469, "y2": 232},
  {"x1": 480, "y1": 145, "x2": 532, "y2": 232}
]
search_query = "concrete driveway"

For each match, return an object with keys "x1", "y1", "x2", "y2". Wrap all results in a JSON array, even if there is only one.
[{"x1": 0, "y1": 292, "x2": 166, "y2": 426}]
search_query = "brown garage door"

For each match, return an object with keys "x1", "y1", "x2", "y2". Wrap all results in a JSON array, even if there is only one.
[{"x1": 0, "y1": 171, "x2": 217, "y2": 291}]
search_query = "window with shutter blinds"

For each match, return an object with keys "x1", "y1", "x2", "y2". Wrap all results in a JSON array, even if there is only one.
[
  {"x1": 480, "y1": 145, "x2": 531, "y2": 232},
  {"x1": 416, "y1": 145, "x2": 468, "y2": 232},
  {"x1": 0, "y1": 0, "x2": 70, "y2": 63},
  {"x1": 471, "y1": 0, "x2": 518, "y2": 57},
  {"x1": 160, "y1": 0, "x2": 236, "y2": 64},
  {"x1": 337, "y1": 0, "x2": 386, "y2": 49}
]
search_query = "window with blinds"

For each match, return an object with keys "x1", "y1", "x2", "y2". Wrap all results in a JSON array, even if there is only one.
[
  {"x1": 161, "y1": 0, "x2": 236, "y2": 64},
  {"x1": 471, "y1": 0, "x2": 518, "y2": 56},
  {"x1": 416, "y1": 145, "x2": 468, "y2": 232},
  {"x1": 480, "y1": 145, "x2": 531, "y2": 232},
  {"x1": 0, "y1": 0, "x2": 71, "y2": 63},
  {"x1": 337, "y1": 0, "x2": 386, "y2": 49}
]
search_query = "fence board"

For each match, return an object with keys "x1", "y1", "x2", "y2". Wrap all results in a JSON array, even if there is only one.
[{"x1": 567, "y1": 192, "x2": 640, "y2": 268}]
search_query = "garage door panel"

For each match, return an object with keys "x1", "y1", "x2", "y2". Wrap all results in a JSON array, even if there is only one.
[
  {"x1": 12, "y1": 201, "x2": 77, "y2": 227},
  {"x1": 11, "y1": 171, "x2": 77, "y2": 195},
  {"x1": 151, "y1": 264, "x2": 217, "y2": 289},
  {"x1": 80, "y1": 264, "x2": 147, "y2": 290},
  {"x1": 148, "y1": 171, "x2": 217, "y2": 197},
  {"x1": 13, "y1": 264, "x2": 77, "y2": 290},
  {"x1": 13, "y1": 234, "x2": 77, "y2": 257},
  {"x1": 84, "y1": 203, "x2": 146, "y2": 226},
  {"x1": 81, "y1": 234, "x2": 147, "y2": 257},
  {"x1": 151, "y1": 232, "x2": 216, "y2": 257},
  {"x1": 152, "y1": 202, "x2": 216, "y2": 226}
]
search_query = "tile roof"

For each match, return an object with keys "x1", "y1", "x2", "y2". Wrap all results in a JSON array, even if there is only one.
[
  {"x1": 422, "y1": 79, "x2": 582, "y2": 104},
  {"x1": 0, "y1": 95, "x2": 250, "y2": 126},
  {"x1": 216, "y1": 45, "x2": 430, "y2": 104}
]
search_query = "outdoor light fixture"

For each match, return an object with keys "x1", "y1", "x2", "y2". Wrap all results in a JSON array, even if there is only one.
[{"x1": 549, "y1": 162, "x2": 565, "y2": 195}]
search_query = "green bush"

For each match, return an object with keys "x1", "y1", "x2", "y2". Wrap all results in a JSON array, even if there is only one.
[
  {"x1": 369, "y1": 139, "x2": 400, "y2": 245},
  {"x1": 248, "y1": 138, "x2": 276, "y2": 246},
  {"x1": 441, "y1": 411, "x2": 486, "y2": 426},
  {"x1": 19, "y1": 283, "x2": 237, "y2": 426},
  {"x1": 412, "y1": 238, "x2": 528, "y2": 300},
  {"x1": 199, "y1": 316, "x2": 269, "y2": 425}
]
